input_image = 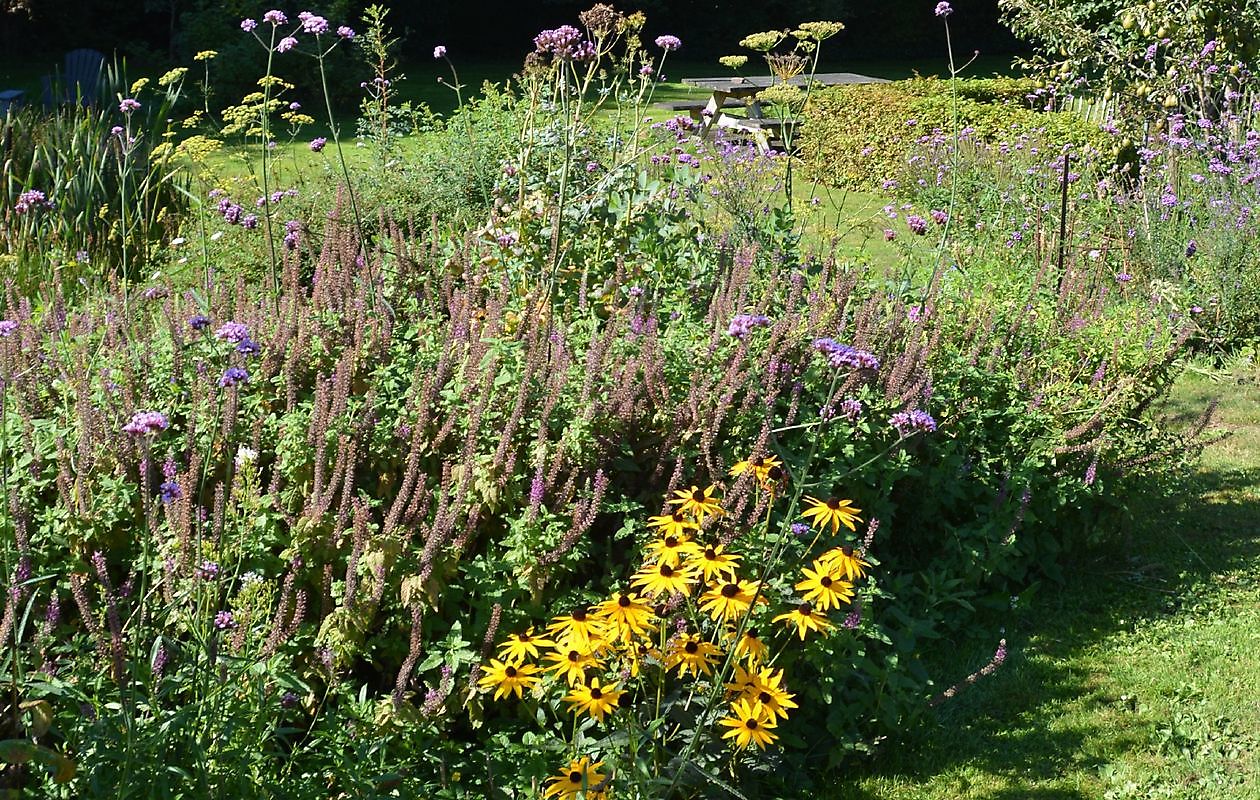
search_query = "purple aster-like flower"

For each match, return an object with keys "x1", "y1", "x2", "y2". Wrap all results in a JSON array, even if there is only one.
[
  {"x1": 309, "y1": 136, "x2": 327, "y2": 152},
  {"x1": 336, "y1": 25, "x2": 355, "y2": 39},
  {"x1": 433, "y1": 45, "x2": 447, "y2": 59},
  {"x1": 930, "y1": 208, "x2": 948, "y2": 225},
  {"x1": 812, "y1": 338, "x2": 881, "y2": 371},
  {"x1": 219, "y1": 366, "x2": 250, "y2": 387},
  {"x1": 123, "y1": 411, "x2": 170, "y2": 437},
  {"x1": 934, "y1": 1, "x2": 954, "y2": 17},
  {"x1": 890, "y1": 408, "x2": 937, "y2": 436},
  {"x1": 0, "y1": 320, "x2": 18, "y2": 337},
  {"x1": 726, "y1": 313, "x2": 771, "y2": 339},
  {"x1": 262, "y1": 9, "x2": 287, "y2": 24},
  {"x1": 790, "y1": 522, "x2": 811, "y2": 538},
  {"x1": 241, "y1": 17, "x2": 258, "y2": 31},
  {"x1": 655, "y1": 35, "x2": 682, "y2": 51},
  {"x1": 215, "y1": 321, "x2": 249, "y2": 343},
  {"x1": 189, "y1": 314, "x2": 211, "y2": 331},
  {"x1": 241, "y1": 213, "x2": 259, "y2": 229},
  {"x1": 276, "y1": 36, "x2": 298, "y2": 53},
  {"x1": 213, "y1": 610, "x2": 237, "y2": 630},
  {"x1": 907, "y1": 214, "x2": 928, "y2": 235}
]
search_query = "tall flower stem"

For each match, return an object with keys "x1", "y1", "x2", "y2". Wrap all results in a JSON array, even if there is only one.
[{"x1": 259, "y1": 28, "x2": 282, "y2": 311}]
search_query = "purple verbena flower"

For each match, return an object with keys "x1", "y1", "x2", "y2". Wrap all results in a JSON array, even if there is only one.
[
  {"x1": 0, "y1": 320, "x2": 18, "y2": 337},
  {"x1": 726, "y1": 313, "x2": 771, "y2": 339},
  {"x1": 215, "y1": 322, "x2": 249, "y2": 343},
  {"x1": 213, "y1": 610, "x2": 237, "y2": 630},
  {"x1": 655, "y1": 35, "x2": 682, "y2": 51},
  {"x1": 123, "y1": 411, "x2": 170, "y2": 437},
  {"x1": 890, "y1": 408, "x2": 938, "y2": 436},
  {"x1": 241, "y1": 18, "x2": 258, "y2": 31},
  {"x1": 337, "y1": 26, "x2": 354, "y2": 39},
  {"x1": 276, "y1": 36, "x2": 298, "y2": 53},
  {"x1": 159, "y1": 480, "x2": 183, "y2": 503},
  {"x1": 262, "y1": 9, "x2": 287, "y2": 24},
  {"x1": 838, "y1": 399, "x2": 863, "y2": 421},
  {"x1": 15, "y1": 189, "x2": 51, "y2": 214},
  {"x1": 219, "y1": 366, "x2": 250, "y2": 387},
  {"x1": 433, "y1": 45, "x2": 447, "y2": 59},
  {"x1": 236, "y1": 338, "x2": 262, "y2": 357},
  {"x1": 930, "y1": 208, "x2": 948, "y2": 225},
  {"x1": 189, "y1": 314, "x2": 211, "y2": 331},
  {"x1": 907, "y1": 214, "x2": 928, "y2": 235},
  {"x1": 119, "y1": 98, "x2": 141, "y2": 114},
  {"x1": 935, "y1": 1, "x2": 954, "y2": 17},
  {"x1": 1185, "y1": 239, "x2": 1198, "y2": 257},
  {"x1": 812, "y1": 338, "x2": 881, "y2": 371},
  {"x1": 298, "y1": 12, "x2": 328, "y2": 34},
  {"x1": 309, "y1": 137, "x2": 327, "y2": 152},
  {"x1": 197, "y1": 560, "x2": 220, "y2": 580},
  {"x1": 790, "y1": 522, "x2": 811, "y2": 538}
]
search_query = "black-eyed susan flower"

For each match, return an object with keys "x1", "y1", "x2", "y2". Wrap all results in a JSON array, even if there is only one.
[
  {"x1": 718, "y1": 698, "x2": 779, "y2": 749},
  {"x1": 724, "y1": 664, "x2": 758, "y2": 695},
  {"x1": 800, "y1": 495, "x2": 862, "y2": 535},
  {"x1": 738, "y1": 666, "x2": 798, "y2": 721},
  {"x1": 646, "y1": 510, "x2": 698, "y2": 540},
  {"x1": 595, "y1": 591, "x2": 656, "y2": 643},
  {"x1": 667, "y1": 484, "x2": 723, "y2": 521},
  {"x1": 543, "y1": 647, "x2": 601, "y2": 686},
  {"x1": 643, "y1": 532, "x2": 701, "y2": 567},
  {"x1": 497, "y1": 628, "x2": 555, "y2": 663},
  {"x1": 773, "y1": 601, "x2": 834, "y2": 640},
  {"x1": 731, "y1": 454, "x2": 788, "y2": 493},
  {"x1": 663, "y1": 633, "x2": 722, "y2": 678},
  {"x1": 795, "y1": 560, "x2": 856, "y2": 611},
  {"x1": 698, "y1": 578, "x2": 763, "y2": 623},
  {"x1": 819, "y1": 544, "x2": 871, "y2": 581},
  {"x1": 630, "y1": 559, "x2": 698, "y2": 598},
  {"x1": 477, "y1": 658, "x2": 541, "y2": 701},
  {"x1": 691, "y1": 543, "x2": 741, "y2": 581},
  {"x1": 563, "y1": 678, "x2": 624, "y2": 722},
  {"x1": 546, "y1": 607, "x2": 605, "y2": 652},
  {"x1": 726, "y1": 626, "x2": 769, "y2": 664},
  {"x1": 617, "y1": 640, "x2": 660, "y2": 679},
  {"x1": 543, "y1": 756, "x2": 609, "y2": 800}
]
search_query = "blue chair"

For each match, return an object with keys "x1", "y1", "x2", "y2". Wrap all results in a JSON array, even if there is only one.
[{"x1": 40, "y1": 48, "x2": 106, "y2": 108}]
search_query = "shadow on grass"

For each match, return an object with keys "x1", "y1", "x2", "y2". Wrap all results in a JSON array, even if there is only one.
[{"x1": 831, "y1": 399, "x2": 1260, "y2": 799}]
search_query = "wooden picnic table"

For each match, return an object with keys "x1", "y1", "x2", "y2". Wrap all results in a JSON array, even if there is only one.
[{"x1": 673, "y1": 72, "x2": 889, "y2": 151}]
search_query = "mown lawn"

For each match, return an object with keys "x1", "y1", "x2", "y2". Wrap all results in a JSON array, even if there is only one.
[{"x1": 831, "y1": 359, "x2": 1260, "y2": 799}]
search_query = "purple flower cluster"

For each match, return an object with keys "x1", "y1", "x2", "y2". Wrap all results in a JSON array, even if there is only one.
[
  {"x1": 838, "y1": 398, "x2": 863, "y2": 421},
  {"x1": 159, "y1": 480, "x2": 182, "y2": 503},
  {"x1": 890, "y1": 408, "x2": 938, "y2": 436},
  {"x1": 14, "y1": 189, "x2": 51, "y2": 214},
  {"x1": 262, "y1": 9, "x2": 287, "y2": 24},
  {"x1": 276, "y1": 36, "x2": 298, "y2": 53},
  {"x1": 309, "y1": 137, "x2": 327, "y2": 152},
  {"x1": 336, "y1": 25, "x2": 354, "y2": 39},
  {"x1": 189, "y1": 314, "x2": 211, "y2": 331},
  {"x1": 215, "y1": 322, "x2": 250, "y2": 343},
  {"x1": 283, "y1": 219, "x2": 301, "y2": 250},
  {"x1": 433, "y1": 45, "x2": 447, "y2": 59},
  {"x1": 934, "y1": 1, "x2": 954, "y2": 17},
  {"x1": 655, "y1": 35, "x2": 682, "y2": 52},
  {"x1": 533, "y1": 25, "x2": 595, "y2": 61},
  {"x1": 219, "y1": 366, "x2": 250, "y2": 387},
  {"x1": 930, "y1": 208, "x2": 948, "y2": 225},
  {"x1": 726, "y1": 313, "x2": 771, "y2": 339},
  {"x1": 0, "y1": 320, "x2": 18, "y2": 337},
  {"x1": 123, "y1": 411, "x2": 169, "y2": 437},
  {"x1": 196, "y1": 560, "x2": 220, "y2": 580},
  {"x1": 907, "y1": 214, "x2": 928, "y2": 235},
  {"x1": 812, "y1": 338, "x2": 881, "y2": 371},
  {"x1": 119, "y1": 98, "x2": 141, "y2": 114},
  {"x1": 298, "y1": 11, "x2": 328, "y2": 34},
  {"x1": 213, "y1": 610, "x2": 237, "y2": 630}
]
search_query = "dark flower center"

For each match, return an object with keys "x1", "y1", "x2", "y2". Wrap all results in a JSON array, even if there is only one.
[
  {"x1": 826, "y1": 497, "x2": 840, "y2": 509},
  {"x1": 746, "y1": 627, "x2": 758, "y2": 638},
  {"x1": 590, "y1": 687, "x2": 603, "y2": 699},
  {"x1": 820, "y1": 576, "x2": 833, "y2": 587},
  {"x1": 758, "y1": 691, "x2": 772, "y2": 704},
  {"x1": 721, "y1": 583, "x2": 740, "y2": 598},
  {"x1": 505, "y1": 666, "x2": 518, "y2": 678},
  {"x1": 747, "y1": 719, "x2": 760, "y2": 729},
  {"x1": 659, "y1": 564, "x2": 675, "y2": 577},
  {"x1": 672, "y1": 512, "x2": 686, "y2": 522},
  {"x1": 572, "y1": 608, "x2": 587, "y2": 622},
  {"x1": 798, "y1": 602, "x2": 814, "y2": 615},
  {"x1": 842, "y1": 545, "x2": 855, "y2": 557},
  {"x1": 704, "y1": 547, "x2": 717, "y2": 560},
  {"x1": 767, "y1": 466, "x2": 784, "y2": 481},
  {"x1": 691, "y1": 489, "x2": 706, "y2": 502},
  {"x1": 618, "y1": 595, "x2": 632, "y2": 607},
  {"x1": 518, "y1": 633, "x2": 531, "y2": 642},
  {"x1": 567, "y1": 650, "x2": 580, "y2": 662},
  {"x1": 664, "y1": 536, "x2": 678, "y2": 547},
  {"x1": 569, "y1": 771, "x2": 583, "y2": 784},
  {"x1": 684, "y1": 641, "x2": 699, "y2": 654},
  {"x1": 751, "y1": 457, "x2": 765, "y2": 467}
]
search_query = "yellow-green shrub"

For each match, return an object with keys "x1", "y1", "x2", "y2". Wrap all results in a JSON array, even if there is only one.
[{"x1": 799, "y1": 79, "x2": 1107, "y2": 189}]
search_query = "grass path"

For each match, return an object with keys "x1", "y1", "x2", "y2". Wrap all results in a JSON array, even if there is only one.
[{"x1": 834, "y1": 360, "x2": 1260, "y2": 799}]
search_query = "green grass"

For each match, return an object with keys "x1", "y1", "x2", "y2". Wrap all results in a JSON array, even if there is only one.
[{"x1": 829, "y1": 358, "x2": 1260, "y2": 799}]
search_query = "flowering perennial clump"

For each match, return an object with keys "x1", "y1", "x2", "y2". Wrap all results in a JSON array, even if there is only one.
[{"x1": 478, "y1": 459, "x2": 874, "y2": 793}]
